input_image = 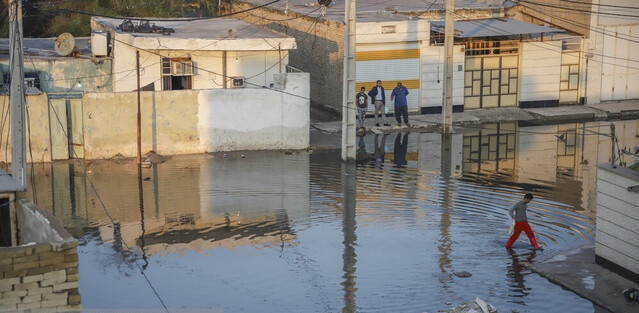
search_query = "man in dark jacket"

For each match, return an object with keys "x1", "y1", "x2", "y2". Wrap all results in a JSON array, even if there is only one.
[{"x1": 368, "y1": 80, "x2": 390, "y2": 127}]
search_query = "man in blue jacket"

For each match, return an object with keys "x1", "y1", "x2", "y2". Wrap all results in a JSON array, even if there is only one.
[
  {"x1": 390, "y1": 82, "x2": 410, "y2": 127},
  {"x1": 367, "y1": 80, "x2": 390, "y2": 127}
]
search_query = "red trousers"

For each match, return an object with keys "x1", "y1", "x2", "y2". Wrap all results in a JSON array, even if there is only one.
[{"x1": 506, "y1": 220, "x2": 540, "y2": 249}]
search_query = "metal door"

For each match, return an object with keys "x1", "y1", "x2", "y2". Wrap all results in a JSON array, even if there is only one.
[{"x1": 464, "y1": 55, "x2": 519, "y2": 109}]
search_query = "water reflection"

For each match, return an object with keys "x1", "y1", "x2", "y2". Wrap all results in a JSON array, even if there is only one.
[
  {"x1": 17, "y1": 119, "x2": 639, "y2": 312},
  {"x1": 507, "y1": 248, "x2": 536, "y2": 300},
  {"x1": 341, "y1": 162, "x2": 357, "y2": 313}
]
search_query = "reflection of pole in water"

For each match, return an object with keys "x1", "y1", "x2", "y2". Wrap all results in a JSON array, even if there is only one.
[
  {"x1": 137, "y1": 166, "x2": 148, "y2": 269},
  {"x1": 441, "y1": 133, "x2": 452, "y2": 177},
  {"x1": 438, "y1": 133, "x2": 453, "y2": 277},
  {"x1": 341, "y1": 162, "x2": 357, "y2": 313},
  {"x1": 153, "y1": 165, "x2": 160, "y2": 218}
]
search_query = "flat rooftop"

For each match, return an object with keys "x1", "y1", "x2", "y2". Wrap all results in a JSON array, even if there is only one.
[
  {"x1": 234, "y1": 0, "x2": 510, "y2": 22},
  {"x1": 94, "y1": 17, "x2": 293, "y2": 40},
  {"x1": 0, "y1": 37, "x2": 92, "y2": 60}
]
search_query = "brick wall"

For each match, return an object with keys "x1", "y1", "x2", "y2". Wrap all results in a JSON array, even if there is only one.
[
  {"x1": 0, "y1": 200, "x2": 81, "y2": 312},
  {"x1": 228, "y1": 1, "x2": 345, "y2": 114},
  {"x1": 511, "y1": 0, "x2": 591, "y2": 36}
]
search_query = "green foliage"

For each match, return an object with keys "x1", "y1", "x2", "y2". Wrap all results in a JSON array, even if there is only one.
[{"x1": 20, "y1": 0, "x2": 219, "y2": 37}]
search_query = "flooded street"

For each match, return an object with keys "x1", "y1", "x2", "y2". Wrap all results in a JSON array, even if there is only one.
[{"x1": 18, "y1": 119, "x2": 639, "y2": 312}]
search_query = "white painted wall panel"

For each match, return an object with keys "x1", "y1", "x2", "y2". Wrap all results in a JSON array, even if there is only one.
[
  {"x1": 199, "y1": 73, "x2": 310, "y2": 152},
  {"x1": 596, "y1": 165, "x2": 639, "y2": 278},
  {"x1": 357, "y1": 43, "x2": 420, "y2": 52},
  {"x1": 599, "y1": 25, "x2": 639, "y2": 101},
  {"x1": 596, "y1": 220, "x2": 639, "y2": 251},
  {"x1": 596, "y1": 196, "x2": 639, "y2": 232},
  {"x1": 421, "y1": 45, "x2": 465, "y2": 108},
  {"x1": 596, "y1": 0, "x2": 639, "y2": 26},
  {"x1": 520, "y1": 41, "x2": 562, "y2": 103},
  {"x1": 356, "y1": 20, "x2": 428, "y2": 44},
  {"x1": 595, "y1": 243, "x2": 639, "y2": 275}
]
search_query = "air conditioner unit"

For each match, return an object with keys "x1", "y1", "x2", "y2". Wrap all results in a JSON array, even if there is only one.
[
  {"x1": 231, "y1": 77, "x2": 245, "y2": 88},
  {"x1": 171, "y1": 60, "x2": 193, "y2": 76}
]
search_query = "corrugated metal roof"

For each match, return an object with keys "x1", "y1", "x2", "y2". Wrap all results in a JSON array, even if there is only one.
[{"x1": 430, "y1": 18, "x2": 565, "y2": 38}]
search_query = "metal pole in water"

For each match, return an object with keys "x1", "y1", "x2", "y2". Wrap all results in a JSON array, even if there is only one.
[
  {"x1": 442, "y1": 0, "x2": 455, "y2": 134},
  {"x1": 341, "y1": 0, "x2": 357, "y2": 161},
  {"x1": 137, "y1": 51, "x2": 142, "y2": 164}
]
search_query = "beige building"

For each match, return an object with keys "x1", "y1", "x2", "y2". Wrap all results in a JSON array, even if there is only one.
[
  {"x1": 0, "y1": 17, "x2": 310, "y2": 162},
  {"x1": 227, "y1": 0, "x2": 588, "y2": 116}
]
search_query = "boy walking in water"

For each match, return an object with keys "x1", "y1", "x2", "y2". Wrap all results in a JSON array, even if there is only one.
[{"x1": 505, "y1": 193, "x2": 542, "y2": 250}]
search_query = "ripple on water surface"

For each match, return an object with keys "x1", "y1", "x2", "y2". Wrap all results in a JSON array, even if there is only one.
[{"x1": 21, "y1": 132, "x2": 605, "y2": 312}]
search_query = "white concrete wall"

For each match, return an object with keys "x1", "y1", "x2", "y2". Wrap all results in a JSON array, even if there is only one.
[
  {"x1": 421, "y1": 45, "x2": 465, "y2": 108},
  {"x1": 80, "y1": 73, "x2": 310, "y2": 159},
  {"x1": 596, "y1": 164, "x2": 639, "y2": 277},
  {"x1": 83, "y1": 90, "x2": 202, "y2": 158},
  {"x1": 598, "y1": 25, "x2": 639, "y2": 101},
  {"x1": 586, "y1": 0, "x2": 639, "y2": 104},
  {"x1": 520, "y1": 41, "x2": 562, "y2": 103},
  {"x1": 199, "y1": 72, "x2": 310, "y2": 152},
  {"x1": 356, "y1": 19, "x2": 428, "y2": 44},
  {"x1": 111, "y1": 34, "x2": 291, "y2": 92}
]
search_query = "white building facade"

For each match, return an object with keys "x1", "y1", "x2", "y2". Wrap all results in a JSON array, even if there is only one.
[{"x1": 355, "y1": 17, "x2": 577, "y2": 114}]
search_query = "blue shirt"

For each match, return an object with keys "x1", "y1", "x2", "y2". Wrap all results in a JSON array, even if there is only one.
[{"x1": 391, "y1": 87, "x2": 409, "y2": 106}]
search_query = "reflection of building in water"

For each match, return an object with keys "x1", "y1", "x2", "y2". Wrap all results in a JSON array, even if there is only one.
[
  {"x1": 199, "y1": 152, "x2": 310, "y2": 222},
  {"x1": 134, "y1": 212, "x2": 295, "y2": 256},
  {"x1": 459, "y1": 120, "x2": 639, "y2": 215},
  {"x1": 517, "y1": 124, "x2": 558, "y2": 183},
  {"x1": 462, "y1": 122, "x2": 516, "y2": 174},
  {"x1": 21, "y1": 152, "x2": 311, "y2": 256},
  {"x1": 417, "y1": 133, "x2": 463, "y2": 176}
]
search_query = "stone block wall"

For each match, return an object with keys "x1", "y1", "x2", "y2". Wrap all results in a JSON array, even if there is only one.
[
  {"x1": 0, "y1": 200, "x2": 81, "y2": 312},
  {"x1": 228, "y1": 1, "x2": 345, "y2": 114}
]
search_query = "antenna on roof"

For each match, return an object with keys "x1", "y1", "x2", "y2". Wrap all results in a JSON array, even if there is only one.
[{"x1": 317, "y1": 0, "x2": 331, "y2": 17}]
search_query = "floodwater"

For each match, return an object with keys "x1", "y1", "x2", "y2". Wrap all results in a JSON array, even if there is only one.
[{"x1": 18, "y1": 119, "x2": 639, "y2": 312}]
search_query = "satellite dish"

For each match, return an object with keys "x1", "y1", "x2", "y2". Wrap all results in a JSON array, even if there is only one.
[{"x1": 55, "y1": 33, "x2": 75, "y2": 56}]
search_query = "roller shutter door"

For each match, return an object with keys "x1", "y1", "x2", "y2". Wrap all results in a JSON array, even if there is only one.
[{"x1": 356, "y1": 43, "x2": 420, "y2": 112}]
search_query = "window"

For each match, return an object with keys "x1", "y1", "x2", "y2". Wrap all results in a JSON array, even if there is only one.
[{"x1": 162, "y1": 57, "x2": 193, "y2": 90}]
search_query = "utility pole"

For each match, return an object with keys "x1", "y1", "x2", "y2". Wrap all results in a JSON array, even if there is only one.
[
  {"x1": 610, "y1": 123, "x2": 616, "y2": 168},
  {"x1": 9, "y1": 0, "x2": 26, "y2": 190},
  {"x1": 136, "y1": 51, "x2": 142, "y2": 164},
  {"x1": 442, "y1": 0, "x2": 454, "y2": 134},
  {"x1": 341, "y1": 0, "x2": 357, "y2": 160}
]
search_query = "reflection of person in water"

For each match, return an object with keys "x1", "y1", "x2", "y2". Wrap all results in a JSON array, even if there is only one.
[
  {"x1": 393, "y1": 132, "x2": 409, "y2": 167},
  {"x1": 507, "y1": 248, "x2": 536, "y2": 295},
  {"x1": 356, "y1": 134, "x2": 372, "y2": 163},
  {"x1": 372, "y1": 134, "x2": 388, "y2": 168}
]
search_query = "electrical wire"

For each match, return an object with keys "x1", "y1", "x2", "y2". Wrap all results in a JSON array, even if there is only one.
[
  {"x1": 41, "y1": 82, "x2": 171, "y2": 313},
  {"x1": 517, "y1": 0, "x2": 639, "y2": 19}
]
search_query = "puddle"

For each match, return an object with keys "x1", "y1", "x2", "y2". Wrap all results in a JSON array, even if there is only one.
[{"x1": 18, "y1": 119, "x2": 639, "y2": 312}]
